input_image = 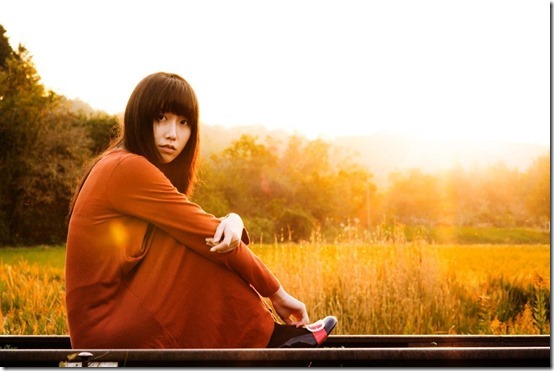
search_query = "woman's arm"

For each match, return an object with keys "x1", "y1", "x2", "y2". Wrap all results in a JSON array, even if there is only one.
[{"x1": 108, "y1": 154, "x2": 279, "y2": 297}]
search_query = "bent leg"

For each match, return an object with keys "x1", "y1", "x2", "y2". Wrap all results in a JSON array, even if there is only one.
[{"x1": 123, "y1": 227, "x2": 276, "y2": 348}]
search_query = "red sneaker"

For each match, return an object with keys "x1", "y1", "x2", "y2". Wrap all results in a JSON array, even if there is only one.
[{"x1": 279, "y1": 316, "x2": 338, "y2": 348}]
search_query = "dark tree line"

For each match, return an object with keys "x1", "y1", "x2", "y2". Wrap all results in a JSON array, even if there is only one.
[
  {"x1": 0, "y1": 25, "x2": 118, "y2": 245},
  {"x1": 191, "y1": 134, "x2": 549, "y2": 244},
  {"x1": 0, "y1": 24, "x2": 549, "y2": 245}
]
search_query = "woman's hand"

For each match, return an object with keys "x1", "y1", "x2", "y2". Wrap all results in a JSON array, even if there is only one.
[
  {"x1": 206, "y1": 213, "x2": 244, "y2": 253},
  {"x1": 269, "y1": 286, "x2": 310, "y2": 328}
]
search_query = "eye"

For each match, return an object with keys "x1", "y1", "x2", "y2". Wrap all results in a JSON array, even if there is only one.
[
  {"x1": 156, "y1": 113, "x2": 167, "y2": 121},
  {"x1": 180, "y1": 119, "x2": 189, "y2": 126}
]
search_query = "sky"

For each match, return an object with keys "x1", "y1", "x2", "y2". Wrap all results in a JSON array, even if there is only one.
[{"x1": 0, "y1": 0, "x2": 550, "y2": 144}]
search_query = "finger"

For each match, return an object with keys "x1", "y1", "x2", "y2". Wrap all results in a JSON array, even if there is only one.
[
  {"x1": 210, "y1": 241, "x2": 230, "y2": 253},
  {"x1": 231, "y1": 233, "x2": 241, "y2": 247},
  {"x1": 213, "y1": 222, "x2": 225, "y2": 243},
  {"x1": 223, "y1": 232, "x2": 235, "y2": 248},
  {"x1": 281, "y1": 316, "x2": 294, "y2": 325},
  {"x1": 229, "y1": 240, "x2": 239, "y2": 250},
  {"x1": 210, "y1": 233, "x2": 241, "y2": 253},
  {"x1": 296, "y1": 314, "x2": 310, "y2": 327},
  {"x1": 205, "y1": 237, "x2": 216, "y2": 247},
  {"x1": 292, "y1": 310, "x2": 310, "y2": 327}
]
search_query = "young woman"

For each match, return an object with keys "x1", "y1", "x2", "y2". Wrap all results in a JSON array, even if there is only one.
[{"x1": 65, "y1": 72, "x2": 336, "y2": 349}]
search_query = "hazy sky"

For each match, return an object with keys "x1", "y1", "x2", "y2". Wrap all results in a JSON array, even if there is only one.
[{"x1": 1, "y1": 0, "x2": 550, "y2": 144}]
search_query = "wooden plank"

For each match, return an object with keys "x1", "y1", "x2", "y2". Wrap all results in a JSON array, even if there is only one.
[
  {"x1": 0, "y1": 334, "x2": 550, "y2": 349},
  {"x1": 0, "y1": 335, "x2": 550, "y2": 367},
  {"x1": 1, "y1": 346, "x2": 550, "y2": 367}
]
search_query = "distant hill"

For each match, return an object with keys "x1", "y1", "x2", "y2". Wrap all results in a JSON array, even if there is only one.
[
  {"x1": 199, "y1": 124, "x2": 293, "y2": 157},
  {"x1": 332, "y1": 133, "x2": 550, "y2": 186},
  {"x1": 198, "y1": 123, "x2": 550, "y2": 188}
]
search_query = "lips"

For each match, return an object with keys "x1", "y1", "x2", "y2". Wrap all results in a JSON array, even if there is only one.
[{"x1": 159, "y1": 144, "x2": 176, "y2": 152}]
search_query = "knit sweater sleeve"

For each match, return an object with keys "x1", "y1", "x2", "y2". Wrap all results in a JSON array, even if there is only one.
[{"x1": 107, "y1": 153, "x2": 280, "y2": 297}]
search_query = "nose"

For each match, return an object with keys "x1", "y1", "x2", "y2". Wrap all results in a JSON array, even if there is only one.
[{"x1": 165, "y1": 120, "x2": 177, "y2": 140}]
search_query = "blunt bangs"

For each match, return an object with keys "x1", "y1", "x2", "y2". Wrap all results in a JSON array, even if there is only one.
[{"x1": 142, "y1": 73, "x2": 199, "y2": 127}]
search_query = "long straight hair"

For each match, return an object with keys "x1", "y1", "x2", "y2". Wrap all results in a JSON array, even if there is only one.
[{"x1": 68, "y1": 72, "x2": 200, "y2": 218}]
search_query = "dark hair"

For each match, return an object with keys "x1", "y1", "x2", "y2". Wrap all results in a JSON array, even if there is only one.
[
  {"x1": 124, "y1": 72, "x2": 200, "y2": 194},
  {"x1": 68, "y1": 72, "x2": 200, "y2": 218}
]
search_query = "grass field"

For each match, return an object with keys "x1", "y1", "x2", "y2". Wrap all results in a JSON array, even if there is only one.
[{"x1": 0, "y1": 243, "x2": 550, "y2": 336}]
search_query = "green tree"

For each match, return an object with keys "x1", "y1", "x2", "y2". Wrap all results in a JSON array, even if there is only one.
[
  {"x1": 274, "y1": 137, "x2": 333, "y2": 240},
  {"x1": 0, "y1": 25, "x2": 117, "y2": 244},
  {"x1": 385, "y1": 169, "x2": 442, "y2": 225},
  {"x1": 477, "y1": 162, "x2": 526, "y2": 227},
  {"x1": 76, "y1": 111, "x2": 120, "y2": 155},
  {"x1": 193, "y1": 134, "x2": 378, "y2": 243},
  {"x1": 0, "y1": 42, "x2": 53, "y2": 243},
  {"x1": 0, "y1": 25, "x2": 13, "y2": 68},
  {"x1": 440, "y1": 165, "x2": 481, "y2": 226},
  {"x1": 12, "y1": 100, "x2": 92, "y2": 243},
  {"x1": 194, "y1": 135, "x2": 281, "y2": 240},
  {"x1": 524, "y1": 153, "x2": 550, "y2": 227},
  {"x1": 217, "y1": 134, "x2": 278, "y2": 213},
  {"x1": 192, "y1": 157, "x2": 231, "y2": 217}
]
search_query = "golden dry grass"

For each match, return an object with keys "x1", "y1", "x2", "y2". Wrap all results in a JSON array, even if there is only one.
[
  {"x1": 0, "y1": 243, "x2": 550, "y2": 335},
  {"x1": 253, "y1": 243, "x2": 550, "y2": 335},
  {"x1": 0, "y1": 259, "x2": 66, "y2": 334}
]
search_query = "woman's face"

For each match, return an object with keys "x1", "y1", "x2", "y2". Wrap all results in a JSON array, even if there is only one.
[{"x1": 153, "y1": 112, "x2": 191, "y2": 164}]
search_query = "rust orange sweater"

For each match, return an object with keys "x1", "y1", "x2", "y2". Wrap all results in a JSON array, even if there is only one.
[{"x1": 66, "y1": 149, "x2": 280, "y2": 348}]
